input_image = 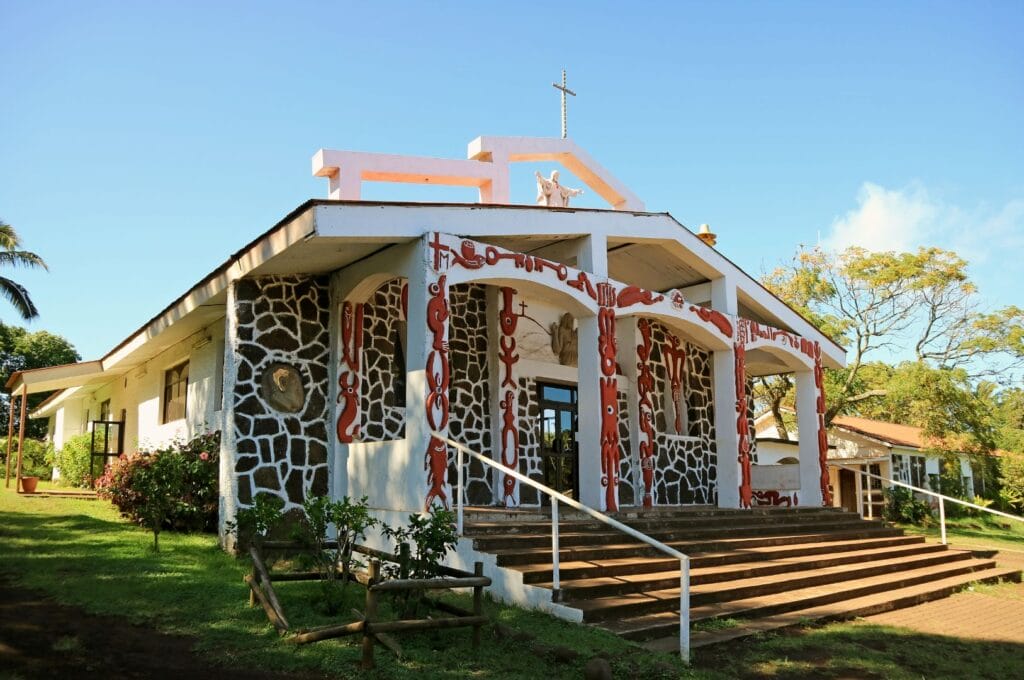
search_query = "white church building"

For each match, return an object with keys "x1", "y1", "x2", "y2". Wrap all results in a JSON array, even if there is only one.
[{"x1": 10, "y1": 135, "x2": 844, "y2": 547}]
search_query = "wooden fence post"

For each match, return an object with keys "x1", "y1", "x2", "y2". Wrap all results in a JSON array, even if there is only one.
[
  {"x1": 472, "y1": 561, "x2": 483, "y2": 650},
  {"x1": 362, "y1": 558, "x2": 380, "y2": 670}
]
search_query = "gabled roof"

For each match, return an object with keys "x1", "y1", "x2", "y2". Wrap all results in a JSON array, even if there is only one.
[
  {"x1": 831, "y1": 416, "x2": 927, "y2": 449},
  {"x1": 17, "y1": 198, "x2": 847, "y2": 419}
]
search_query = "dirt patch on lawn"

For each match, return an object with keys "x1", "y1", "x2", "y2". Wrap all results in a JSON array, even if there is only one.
[{"x1": 0, "y1": 577, "x2": 316, "y2": 679}]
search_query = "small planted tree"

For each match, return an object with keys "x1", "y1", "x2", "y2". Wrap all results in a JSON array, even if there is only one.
[
  {"x1": 131, "y1": 453, "x2": 184, "y2": 552},
  {"x1": 381, "y1": 509, "x2": 458, "y2": 618},
  {"x1": 226, "y1": 493, "x2": 285, "y2": 549},
  {"x1": 295, "y1": 495, "x2": 377, "y2": 614}
]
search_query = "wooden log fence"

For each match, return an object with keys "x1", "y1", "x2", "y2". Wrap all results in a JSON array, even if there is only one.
[{"x1": 245, "y1": 541, "x2": 491, "y2": 669}]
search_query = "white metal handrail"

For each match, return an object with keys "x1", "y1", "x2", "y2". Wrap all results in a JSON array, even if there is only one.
[
  {"x1": 834, "y1": 462, "x2": 1024, "y2": 546},
  {"x1": 434, "y1": 432, "x2": 691, "y2": 664}
]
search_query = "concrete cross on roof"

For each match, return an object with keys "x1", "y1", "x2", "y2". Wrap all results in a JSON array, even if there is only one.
[{"x1": 552, "y1": 68, "x2": 576, "y2": 139}]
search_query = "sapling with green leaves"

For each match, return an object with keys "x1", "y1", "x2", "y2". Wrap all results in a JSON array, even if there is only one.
[
  {"x1": 225, "y1": 493, "x2": 285, "y2": 549},
  {"x1": 381, "y1": 509, "x2": 458, "y2": 617},
  {"x1": 295, "y1": 494, "x2": 377, "y2": 614}
]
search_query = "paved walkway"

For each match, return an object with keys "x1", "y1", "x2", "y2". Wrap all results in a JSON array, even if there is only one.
[{"x1": 859, "y1": 548, "x2": 1024, "y2": 644}]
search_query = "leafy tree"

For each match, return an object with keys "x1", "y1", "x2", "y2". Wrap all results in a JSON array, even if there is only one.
[
  {"x1": 0, "y1": 322, "x2": 80, "y2": 439},
  {"x1": 0, "y1": 222, "x2": 47, "y2": 321},
  {"x1": 757, "y1": 246, "x2": 1024, "y2": 434}
]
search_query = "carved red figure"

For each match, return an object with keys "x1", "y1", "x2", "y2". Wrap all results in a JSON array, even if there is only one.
[
  {"x1": 336, "y1": 302, "x2": 363, "y2": 444},
  {"x1": 662, "y1": 332, "x2": 687, "y2": 435},
  {"x1": 813, "y1": 341, "x2": 832, "y2": 506},
  {"x1": 752, "y1": 490, "x2": 798, "y2": 507},
  {"x1": 636, "y1": 319, "x2": 656, "y2": 508},
  {"x1": 689, "y1": 305, "x2": 734, "y2": 339},
  {"x1": 597, "y1": 300, "x2": 620, "y2": 511},
  {"x1": 616, "y1": 286, "x2": 664, "y2": 308},
  {"x1": 424, "y1": 275, "x2": 451, "y2": 511},
  {"x1": 735, "y1": 320, "x2": 753, "y2": 509},
  {"x1": 498, "y1": 287, "x2": 520, "y2": 506},
  {"x1": 600, "y1": 376, "x2": 620, "y2": 511}
]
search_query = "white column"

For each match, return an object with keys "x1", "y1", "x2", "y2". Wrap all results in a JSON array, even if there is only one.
[
  {"x1": 710, "y1": 274, "x2": 738, "y2": 315},
  {"x1": 218, "y1": 280, "x2": 240, "y2": 548},
  {"x1": 404, "y1": 237, "x2": 451, "y2": 512},
  {"x1": 577, "y1": 233, "x2": 608, "y2": 278},
  {"x1": 712, "y1": 348, "x2": 741, "y2": 508},
  {"x1": 795, "y1": 370, "x2": 825, "y2": 507},
  {"x1": 328, "y1": 169, "x2": 362, "y2": 200}
]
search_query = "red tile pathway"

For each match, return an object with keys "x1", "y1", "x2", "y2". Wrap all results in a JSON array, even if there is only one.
[{"x1": 858, "y1": 548, "x2": 1024, "y2": 643}]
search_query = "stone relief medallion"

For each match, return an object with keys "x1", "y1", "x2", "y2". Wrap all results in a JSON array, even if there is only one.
[{"x1": 260, "y1": 362, "x2": 305, "y2": 413}]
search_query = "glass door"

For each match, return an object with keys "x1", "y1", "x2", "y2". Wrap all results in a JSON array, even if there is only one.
[{"x1": 538, "y1": 382, "x2": 578, "y2": 501}]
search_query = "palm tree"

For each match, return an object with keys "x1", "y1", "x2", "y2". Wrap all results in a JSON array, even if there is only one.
[{"x1": 0, "y1": 221, "x2": 48, "y2": 320}]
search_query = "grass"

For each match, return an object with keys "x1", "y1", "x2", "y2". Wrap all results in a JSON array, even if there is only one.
[
  {"x1": 0, "y1": 487, "x2": 689, "y2": 679},
  {"x1": 695, "y1": 623, "x2": 1024, "y2": 680},
  {"x1": 2, "y1": 486, "x2": 1023, "y2": 679},
  {"x1": 895, "y1": 510, "x2": 1024, "y2": 553}
]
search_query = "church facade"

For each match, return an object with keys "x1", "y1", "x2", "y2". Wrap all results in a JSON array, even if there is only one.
[{"x1": 14, "y1": 137, "x2": 844, "y2": 582}]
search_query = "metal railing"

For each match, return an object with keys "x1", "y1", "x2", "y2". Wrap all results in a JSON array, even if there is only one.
[
  {"x1": 435, "y1": 433, "x2": 692, "y2": 663},
  {"x1": 834, "y1": 463, "x2": 1024, "y2": 546}
]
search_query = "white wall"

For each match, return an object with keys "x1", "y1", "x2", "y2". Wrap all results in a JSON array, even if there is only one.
[{"x1": 47, "y1": 319, "x2": 226, "y2": 454}]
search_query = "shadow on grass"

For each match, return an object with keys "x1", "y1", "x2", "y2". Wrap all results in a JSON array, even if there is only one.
[
  {"x1": 0, "y1": 499, "x2": 693, "y2": 680},
  {"x1": 693, "y1": 622, "x2": 1024, "y2": 680}
]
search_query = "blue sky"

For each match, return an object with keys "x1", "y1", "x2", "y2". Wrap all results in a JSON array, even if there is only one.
[{"x1": 1, "y1": 1, "x2": 1022, "y2": 360}]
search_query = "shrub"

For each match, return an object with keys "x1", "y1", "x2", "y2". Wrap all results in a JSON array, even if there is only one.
[
  {"x1": 17, "y1": 439, "x2": 55, "y2": 480},
  {"x1": 883, "y1": 486, "x2": 932, "y2": 525},
  {"x1": 226, "y1": 492, "x2": 285, "y2": 548},
  {"x1": 381, "y1": 509, "x2": 458, "y2": 617},
  {"x1": 54, "y1": 433, "x2": 98, "y2": 488},
  {"x1": 294, "y1": 494, "x2": 377, "y2": 615},
  {"x1": 97, "y1": 431, "x2": 221, "y2": 548}
]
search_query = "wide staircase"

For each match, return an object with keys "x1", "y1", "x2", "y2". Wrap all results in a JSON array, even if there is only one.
[{"x1": 463, "y1": 506, "x2": 1021, "y2": 649}]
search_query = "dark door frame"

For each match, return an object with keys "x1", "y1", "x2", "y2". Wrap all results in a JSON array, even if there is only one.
[{"x1": 536, "y1": 381, "x2": 579, "y2": 503}]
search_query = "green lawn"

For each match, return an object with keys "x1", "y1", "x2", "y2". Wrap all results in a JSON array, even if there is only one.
[
  {"x1": 896, "y1": 511, "x2": 1024, "y2": 553},
  {"x1": 0, "y1": 487, "x2": 689, "y2": 679},
  {"x1": 2, "y1": 487, "x2": 1022, "y2": 679}
]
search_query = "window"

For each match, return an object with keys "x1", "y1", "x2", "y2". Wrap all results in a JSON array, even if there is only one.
[
  {"x1": 98, "y1": 399, "x2": 111, "y2": 422},
  {"x1": 908, "y1": 455, "x2": 926, "y2": 489},
  {"x1": 162, "y1": 362, "x2": 189, "y2": 423}
]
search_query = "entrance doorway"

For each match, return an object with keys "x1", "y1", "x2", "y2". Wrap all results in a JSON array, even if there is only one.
[
  {"x1": 838, "y1": 468, "x2": 857, "y2": 514},
  {"x1": 538, "y1": 382, "x2": 578, "y2": 502}
]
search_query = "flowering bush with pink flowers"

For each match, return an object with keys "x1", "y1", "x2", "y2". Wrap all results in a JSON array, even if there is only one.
[{"x1": 97, "y1": 431, "x2": 221, "y2": 544}]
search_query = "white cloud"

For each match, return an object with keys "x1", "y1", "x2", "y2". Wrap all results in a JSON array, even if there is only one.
[
  {"x1": 821, "y1": 182, "x2": 1024, "y2": 308},
  {"x1": 824, "y1": 182, "x2": 943, "y2": 252}
]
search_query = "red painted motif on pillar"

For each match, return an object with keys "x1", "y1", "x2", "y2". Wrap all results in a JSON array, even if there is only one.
[
  {"x1": 813, "y1": 341, "x2": 832, "y2": 506},
  {"x1": 424, "y1": 275, "x2": 451, "y2": 511},
  {"x1": 636, "y1": 319, "x2": 656, "y2": 508},
  {"x1": 661, "y1": 332, "x2": 687, "y2": 435},
  {"x1": 336, "y1": 301, "x2": 364, "y2": 444},
  {"x1": 735, "y1": 320, "x2": 753, "y2": 509},
  {"x1": 598, "y1": 297, "x2": 620, "y2": 512},
  {"x1": 752, "y1": 490, "x2": 798, "y2": 507},
  {"x1": 498, "y1": 287, "x2": 520, "y2": 507},
  {"x1": 689, "y1": 305, "x2": 734, "y2": 339}
]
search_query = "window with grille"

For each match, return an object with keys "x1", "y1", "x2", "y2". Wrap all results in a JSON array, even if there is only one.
[{"x1": 162, "y1": 362, "x2": 189, "y2": 424}]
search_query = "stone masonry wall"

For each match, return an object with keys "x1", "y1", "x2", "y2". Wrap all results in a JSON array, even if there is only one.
[{"x1": 232, "y1": 276, "x2": 331, "y2": 511}]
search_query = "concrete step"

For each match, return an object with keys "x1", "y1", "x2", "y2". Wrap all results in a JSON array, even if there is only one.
[
  {"x1": 559, "y1": 546, "x2": 972, "y2": 605},
  {"x1": 640, "y1": 565, "x2": 1023, "y2": 652},
  {"x1": 462, "y1": 505, "x2": 845, "y2": 524},
  {"x1": 492, "y1": 526, "x2": 905, "y2": 566},
  {"x1": 464, "y1": 509, "x2": 859, "y2": 536},
  {"x1": 596, "y1": 557, "x2": 1001, "y2": 635},
  {"x1": 515, "y1": 535, "x2": 930, "y2": 584},
  {"x1": 470, "y1": 518, "x2": 884, "y2": 552}
]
